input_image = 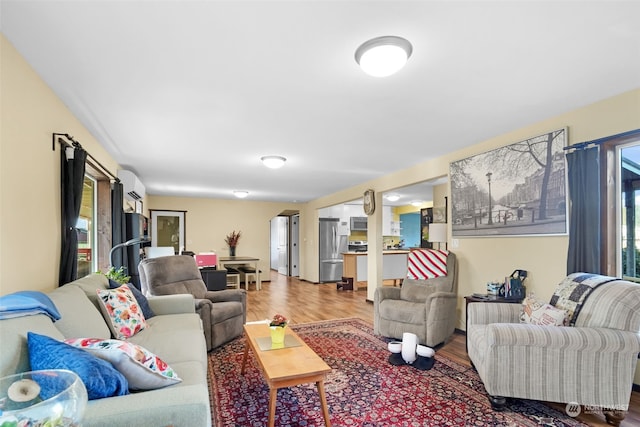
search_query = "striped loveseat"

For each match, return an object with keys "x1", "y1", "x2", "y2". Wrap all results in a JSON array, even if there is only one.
[{"x1": 467, "y1": 273, "x2": 640, "y2": 426}]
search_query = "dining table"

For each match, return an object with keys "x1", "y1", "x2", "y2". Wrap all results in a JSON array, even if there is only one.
[{"x1": 218, "y1": 256, "x2": 261, "y2": 289}]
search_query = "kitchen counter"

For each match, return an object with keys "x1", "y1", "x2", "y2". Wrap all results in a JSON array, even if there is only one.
[
  {"x1": 342, "y1": 251, "x2": 409, "y2": 289},
  {"x1": 342, "y1": 250, "x2": 410, "y2": 255}
]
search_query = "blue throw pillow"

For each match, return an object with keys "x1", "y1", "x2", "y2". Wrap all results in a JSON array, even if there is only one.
[
  {"x1": 27, "y1": 332, "x2": 129, "y2": 400},
  {"x1": 108, "y1": 279, "x2": 155, "y2": 319}
]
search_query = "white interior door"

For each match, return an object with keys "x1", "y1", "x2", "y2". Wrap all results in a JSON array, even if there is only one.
[
  {"x1": 270, "y1": 218, "x2": 279, "y2": 270},
  {"x1": 290, "y1": 214, "x2": 300, "y2": 277},
  {"x1": 277, "y1": 216, "x2": 289, "y2": 275}
]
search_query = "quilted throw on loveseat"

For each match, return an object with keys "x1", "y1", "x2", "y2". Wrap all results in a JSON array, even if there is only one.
[{"x1": 549, "y1": 272, "x2": 618, "y2": 326}]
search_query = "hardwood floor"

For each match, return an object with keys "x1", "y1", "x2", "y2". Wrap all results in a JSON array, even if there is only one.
[{"x1": 245, "y1": 270, "x2": 639, "y2": 426}]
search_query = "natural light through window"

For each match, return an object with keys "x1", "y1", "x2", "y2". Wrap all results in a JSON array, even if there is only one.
[
  {"x1": 619, "y1": 143, "x2": 640, "y2": 280},
  {"x1": 77, "y1": 175, "x2": 96, "y2": 276}
]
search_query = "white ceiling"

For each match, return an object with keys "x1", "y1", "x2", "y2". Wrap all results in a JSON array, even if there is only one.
[{"x1": 2, "y1": 1, "x2": 639, "y2": 204}]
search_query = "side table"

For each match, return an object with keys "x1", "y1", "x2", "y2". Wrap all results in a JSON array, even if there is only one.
[{"x1": 464, "y1": 294, "x2": 522, "y2": 353}]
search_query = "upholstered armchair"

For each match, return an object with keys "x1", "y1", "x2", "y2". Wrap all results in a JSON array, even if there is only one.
[
  {"x1": 138, "y1": 255, "x2": 246, "y2": 351},
  {"x1": 467, "y1": 273, "x2": 640, "y2": 426},
  {"x1": 374, "y1": 251, "x2": 458, "y2": 347}
]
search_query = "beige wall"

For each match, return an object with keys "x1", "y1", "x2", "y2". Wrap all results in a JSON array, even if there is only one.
[
  {"x1": 2, "y1": 32, "x2": 639, "y2": 380},
  {"x1": 299, "y1": 89, "x2": 640, "y2": 326},
  {"x1": 145, "y1": 195, "x2": 299, "y2": 275},
  {"x1": 0, "y1": 35, "x2": 120, "y2": 294}
]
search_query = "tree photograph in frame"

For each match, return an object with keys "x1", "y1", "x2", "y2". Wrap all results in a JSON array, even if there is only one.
[{"x1": 450, "y1": 128, "x2": 567, "y2": 237}]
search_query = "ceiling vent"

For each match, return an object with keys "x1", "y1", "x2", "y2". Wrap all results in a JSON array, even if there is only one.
[{"x1": 118, "y1": 170, "x2": 146, "y2": 201}]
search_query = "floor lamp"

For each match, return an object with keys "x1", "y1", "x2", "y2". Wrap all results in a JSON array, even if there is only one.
[
  {"x1": 109, "y1": 236, "x2": 150, "y2": 268},
  {"x1": 427, "y1": 223, "x2": 448, "y2": 250}
]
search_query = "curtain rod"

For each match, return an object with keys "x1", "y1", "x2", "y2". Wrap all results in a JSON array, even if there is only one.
[
  {"x1": 564, "y1": 129, "x2": 640, "y2": 151},
  {"x1": 52, "y1": 133, "x2": 120, "y2": 182}
]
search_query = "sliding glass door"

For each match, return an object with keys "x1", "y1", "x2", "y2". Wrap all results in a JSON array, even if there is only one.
[{"x1": 619, "y1": 144, "x2": 640, "y2": 279}]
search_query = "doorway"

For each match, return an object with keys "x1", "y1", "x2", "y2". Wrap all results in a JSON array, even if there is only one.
[{"x1": 269, "y1": 212, "x2": 300, "y2": 277}]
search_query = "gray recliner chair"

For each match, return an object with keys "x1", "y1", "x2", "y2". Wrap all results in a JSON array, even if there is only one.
[
  {"x1": 138, "y1": 255, "x2": 246, "y2": 351},
  {"x1": 374, "y1": 251, "x2": 458, "y2": 347}
]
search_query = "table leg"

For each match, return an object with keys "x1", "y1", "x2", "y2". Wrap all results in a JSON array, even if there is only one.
[
  {"x1": 240, "y1": 341, "x2": 249, "y2": 375},
  {"x1": 255, "y1": 262, "x2": 261, "y2": 290},
  {"x1": 268, "y1": 387, "x2": 277, "y2": 427},
  {"x1": 316, "y1": 380, "x2": 331, "y2": 427}
]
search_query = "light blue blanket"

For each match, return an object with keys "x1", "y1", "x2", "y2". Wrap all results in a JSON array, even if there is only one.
[{"x1": 0, "y1": 291, "x2": 61, "y2": 321}]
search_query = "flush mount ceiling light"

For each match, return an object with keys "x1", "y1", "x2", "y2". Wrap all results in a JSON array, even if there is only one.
[
  {"x1": 385, "y1": 194, "x2": 401, "y2": 202},
  {"x1": 410, "y1": 200, "x2": 424, "y2": 207},
  {"x1": 233, "y1": 190, "x2": 249, "y2": 198},
  {"x1": 261, "y1": 155, "x2": 287, "y2": 169},
  {"x1": 355, "y1": 35, "x2": 413, "y2": 77}
]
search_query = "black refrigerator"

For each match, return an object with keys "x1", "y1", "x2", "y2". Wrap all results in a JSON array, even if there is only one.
[{"x1": 125, "y1": 212, "x2": 148, "y2": 289}]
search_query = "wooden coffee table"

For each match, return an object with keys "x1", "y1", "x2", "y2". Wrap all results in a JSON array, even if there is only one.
[{"x1": 240, "y1": 323, "x2": 332, "y2": 427}]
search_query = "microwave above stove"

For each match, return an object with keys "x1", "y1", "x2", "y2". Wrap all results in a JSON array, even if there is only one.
[{"x1": 350, "y1": 216, "x2": 367, "y2": 231}]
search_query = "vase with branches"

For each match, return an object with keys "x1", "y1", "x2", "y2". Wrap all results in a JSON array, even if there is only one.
[{"x1": 224, "y1": 230, "x2": 242, "y2": 256}]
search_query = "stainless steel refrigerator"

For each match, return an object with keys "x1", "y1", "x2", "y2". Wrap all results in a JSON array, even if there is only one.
[{"x1": 319, "y1": 218, "x2": 348, "y2": 282}]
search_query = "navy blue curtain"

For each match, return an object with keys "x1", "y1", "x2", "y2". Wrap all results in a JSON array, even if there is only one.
[
  {"x1": 59, "y1": 144, "x2": 87, "y2": 285},
  {"x1": 566, "y1": 146, "x2": 601, "y2": 274},
  {"x1": 111, "y1": 182, "x2": 126, "y2": 269}
]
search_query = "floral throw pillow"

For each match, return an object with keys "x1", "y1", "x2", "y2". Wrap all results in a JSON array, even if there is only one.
[
  {"x1": 64, "y1": 338, "x2": 182, "y2": 390},
  {"x1": 520, "y1": 294, "x2": 568, "y2": 326},
  {"x1": 97, "y1": 286, "x2": 147, "y2": 339},
  {"x1": 108, "y1": 279, "x2": 155, "y2": 319}
]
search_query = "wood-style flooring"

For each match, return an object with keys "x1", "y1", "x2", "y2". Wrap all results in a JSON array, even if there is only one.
[{"x1": 245, "y1": 270, "x2": 639, "y2": 427}]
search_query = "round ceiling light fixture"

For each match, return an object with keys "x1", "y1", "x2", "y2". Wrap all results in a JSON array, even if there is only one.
[
  {"x1": 233, "y1": 190, "x2": 249, "y2": 198},
  {"x1": 385, "y1": 193, "x2": 401, "y2": 202},
  {"x1": 355, "y1": 35, "x2": 413, "y2": 77},
  {"x1": 410, "y1": 200, "x2": 424, "y2": 207},
  {"x1": 261, "y1": 155, "x2": 287, "y2": 169}
]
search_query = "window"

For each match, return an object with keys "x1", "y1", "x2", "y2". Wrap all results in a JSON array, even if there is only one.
[
  {"x1": 81, "y1": 162, "x2": 115, "y2": 274},
  {"x1": 77, "y1": 175, "x2": 97, "y2": 277},
  {"x1": 597, "y1": 130, "x2": 640, "y2": 279},
  {"x1": 618, "y1": 142, "x2": 640, "y2": 280}
]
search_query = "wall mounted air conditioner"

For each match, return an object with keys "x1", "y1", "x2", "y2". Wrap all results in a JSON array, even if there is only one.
[{"x1": 118, "y1": 170, "x2": 146, "y2": 201}]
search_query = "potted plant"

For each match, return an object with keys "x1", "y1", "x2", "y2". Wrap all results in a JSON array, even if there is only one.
[
  {"x1": 269, "y1": 313, "x2": 288, "y2": 346},
  {"x1": 224, "y1": 230, "x2": 242, "y2": 256},
  {"x1": 101, "y1": 266, "x2": 130, "y2": 285}
]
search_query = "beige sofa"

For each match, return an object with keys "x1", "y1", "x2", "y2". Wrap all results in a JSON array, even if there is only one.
[{"x1": 0, "y1": 273, "x2": 211, "y2": 427}]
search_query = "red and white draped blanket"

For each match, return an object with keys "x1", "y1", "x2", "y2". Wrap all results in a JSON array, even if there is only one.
[{"x1": 407, "y1": 249, "x2": 449, "y2": 280}]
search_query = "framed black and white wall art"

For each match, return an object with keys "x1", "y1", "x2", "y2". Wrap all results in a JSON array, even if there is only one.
[{"x1": 449, "y1": 128, "x2": 567, "y2": 237}]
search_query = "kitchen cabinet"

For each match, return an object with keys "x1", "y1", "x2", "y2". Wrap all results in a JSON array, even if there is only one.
[
  {"x1": 382, "y1": 206, "x2": 401, "y2": 236},
  {"x1": 318, "y1": 204, "x2": 343, "y2": 219},
  {"x1": 389, "y1": 220, "x2": 401, "y2": 236}
]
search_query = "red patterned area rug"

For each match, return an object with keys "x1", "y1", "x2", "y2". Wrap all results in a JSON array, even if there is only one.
[{"x1": 207, "y1": 318, "x2": 588, "y2": 426}]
